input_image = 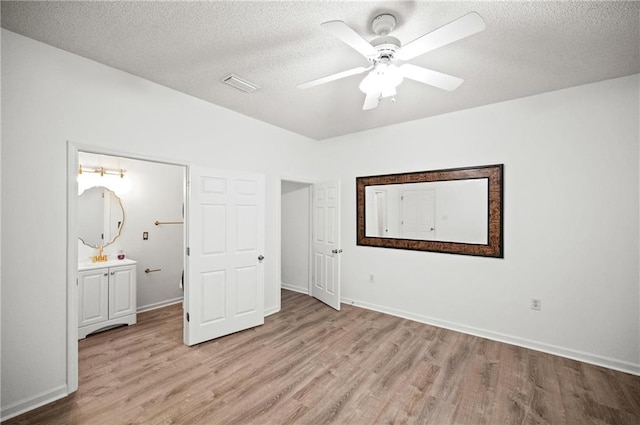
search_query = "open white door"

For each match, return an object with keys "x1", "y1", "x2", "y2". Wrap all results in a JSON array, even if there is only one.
[
  {"x1": 185, "y1": 166, "x2": 265, "y2": 346},
  {"x1": 312, "y1": 181, "x2": 341, "y2": 310}
]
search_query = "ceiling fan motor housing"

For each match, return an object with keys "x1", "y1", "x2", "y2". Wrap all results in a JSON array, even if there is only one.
[
  {"x1": 371, "y1": 36, "x2": 401, "y2": 62},
  {"x1": 372, "y1": 14, "x2": 397, "y2": 36}
]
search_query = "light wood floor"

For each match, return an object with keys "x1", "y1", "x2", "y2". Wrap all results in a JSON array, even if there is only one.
[{"x1": 5, "y1": 290, "x2": 640, "y2": 425}]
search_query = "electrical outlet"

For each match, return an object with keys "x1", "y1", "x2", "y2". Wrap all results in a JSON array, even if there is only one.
[
  {"x1": 369, "y1": 274, "x2": 375, "y2": 283},
  {"x1": 531, "y1": 298, "x2": 541, "y2": 310}
]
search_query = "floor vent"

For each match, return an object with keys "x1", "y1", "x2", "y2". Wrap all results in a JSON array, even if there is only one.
[{"x1": 221, "y1": 74, "x2": 260, "y2": 93}]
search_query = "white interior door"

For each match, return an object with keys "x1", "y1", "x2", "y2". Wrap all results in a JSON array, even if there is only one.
[
  {"x1": 401, "y1": 189, "x2": 435, "y2": 239},
  {"x1": 312, "y1": 181, "x2": 341, "y2": 310},
  {"x1": 185, "y1": 166, "x2": 265, "y2": 346}
]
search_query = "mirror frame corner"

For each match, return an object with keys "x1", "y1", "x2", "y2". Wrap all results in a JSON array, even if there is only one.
[{"x1": 356, "y1": 164, "x2": 504, "y2": 258}]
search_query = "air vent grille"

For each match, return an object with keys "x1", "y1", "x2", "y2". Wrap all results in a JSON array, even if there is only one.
[{"x1": 221, "y1": 74, "x2": 260, "y2": 93}]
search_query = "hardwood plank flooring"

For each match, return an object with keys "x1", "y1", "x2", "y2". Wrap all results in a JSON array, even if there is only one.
[{"x1": 4, "y1": 290, "x2": 640, "y2": 425}]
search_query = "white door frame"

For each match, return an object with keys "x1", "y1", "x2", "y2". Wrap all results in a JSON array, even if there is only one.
[
  {"x1": 278, "y1": 177, "x2": 315, "y2": 301},
  {"x1": 66, "y1": 141, "x2": 189, "y2": 394}
]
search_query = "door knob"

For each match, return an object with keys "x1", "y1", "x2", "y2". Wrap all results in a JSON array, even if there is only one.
[{"x1": 258, "y1": 255, "x2": 265, "y2": 261}]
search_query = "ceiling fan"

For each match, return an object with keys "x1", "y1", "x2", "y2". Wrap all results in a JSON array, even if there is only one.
[{"x1": 297, "y1": 12, "x2": 485, "y2": 110}]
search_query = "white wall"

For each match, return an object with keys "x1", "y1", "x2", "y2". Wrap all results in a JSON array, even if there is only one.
[
  {"x1": 323, "y1": 74, "x2": 640, "y2": 374},
  {"x1": 0, "y1": 30, "x2": 322, "y2": 418},
  {"x1": 78, "y1": 153, "x2": 186, "y2": 311},
  {"x1": 281, "y1": 181, "x2": 310, "y2": 293}
]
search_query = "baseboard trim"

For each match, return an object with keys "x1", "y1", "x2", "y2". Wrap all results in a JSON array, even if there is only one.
[
  {"x1": 341, "y1": 296, "x2": 640, "y2": 376},
  {"x1": 1, "y1": 384, "x2": 68, "y2": 422},
  {"x1": 281, "y1": 283, "x2": 309, "y2": 295},
  {"x1": 137, "y1": 297, "x2": 183, "y2": 313},
  {"x1": 264, "y1": 305, "x2": 280, "y2": 317}
]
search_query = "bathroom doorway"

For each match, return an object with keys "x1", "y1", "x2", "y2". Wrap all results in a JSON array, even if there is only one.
[{"x1": 68, "y1": 143, "x2": 187, "y2": 392}]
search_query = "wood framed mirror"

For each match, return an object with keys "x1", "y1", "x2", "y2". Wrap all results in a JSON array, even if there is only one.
[{"x1": 356, "y1": 164, "x2": 503, "y2": 258}]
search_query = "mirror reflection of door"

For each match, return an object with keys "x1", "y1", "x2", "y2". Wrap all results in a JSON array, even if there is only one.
[
  {"x1": 401, "y1": 190, "x2": 435, "y2": 240},
  {"x1": 374, "y1": 190, "x2": 387, "y2": 237}
]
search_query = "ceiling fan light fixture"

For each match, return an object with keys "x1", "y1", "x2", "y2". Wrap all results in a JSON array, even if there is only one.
[
  {"x1": 358, "y1": 63, "x2": 403, "y2": 97},
  {"x1": 301, "y1": 11, "x2": 486, "y2": 111}
]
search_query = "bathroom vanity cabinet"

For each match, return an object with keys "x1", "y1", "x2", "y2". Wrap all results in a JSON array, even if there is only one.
[{"x1": 78, "y1": 259, "x2": 137, "y2": 339}]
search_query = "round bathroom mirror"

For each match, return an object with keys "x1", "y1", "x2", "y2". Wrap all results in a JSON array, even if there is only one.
[{"x1": 78, "y1": 186, "x2": 125, "y2": 248}]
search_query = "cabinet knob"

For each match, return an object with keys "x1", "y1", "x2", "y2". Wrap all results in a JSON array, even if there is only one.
[
  {"x1": 110, "y1": 272, "x2": 115, "y2": 275},
  {"x1": 103, "y1": 273, "x2": 108, "y2": 277}
]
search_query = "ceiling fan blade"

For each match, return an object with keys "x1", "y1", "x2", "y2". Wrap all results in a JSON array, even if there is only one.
[
  {"x1": 297, "y1": 66, "x2": 371, "y2": 89},
  {"x1": 397, "y1": 12, "x2": 486, "y2": 61},
  {"x1": 321, "y1": 20, "x2": 379, "y2": 59},
  {"x1": 362, "y1": 92, "x2": 380, "y2": 110},
  {"x1": 400, "y1": 64, "x2": 464, "y2": 91}
]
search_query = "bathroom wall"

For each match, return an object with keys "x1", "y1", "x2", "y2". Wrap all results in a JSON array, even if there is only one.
[{"x1": 78, "y1": 153, "x2": 185, "y2": 311}]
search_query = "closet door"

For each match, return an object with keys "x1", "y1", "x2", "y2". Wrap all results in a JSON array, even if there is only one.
[
  {"x1": 184, "y1": 166, "x2": 265, "y2": 346},
  {"x1": 312, "y1": 181, "x2": 341, "y2": 311}
]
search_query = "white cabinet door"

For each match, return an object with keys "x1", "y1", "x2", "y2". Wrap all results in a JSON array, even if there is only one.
[
  {"x1": 185, "y1": 166, "x2": 265, "y2": 346},
  {"x1": 109, "y1": 265, "x2": 136, "y2": 320},
  {"x1": 312, "y1": 181, "x2": 341, "y2": 311},
  {"x1": 78, "y1": 268, "x2": 109, "y2": 327}
]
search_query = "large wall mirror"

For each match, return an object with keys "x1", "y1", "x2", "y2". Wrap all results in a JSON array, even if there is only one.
[
  {"x1": 78, "y1": 186, "x2": 125, "y2": 248},
  {"x1": 357, "y1": 164, "x2": 503, "y2": 257}
]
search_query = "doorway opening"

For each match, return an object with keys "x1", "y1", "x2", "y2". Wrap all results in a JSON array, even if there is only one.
[
  {"x1": 67, "y1": 143, "x2": 187, "y2": 392},
  {"x1": 77, "y1": 151, "x2": 186, "y2": 313},
  {"x1": 280, "y1": 178, "x2": 342, "y2": 311},
  {"x1": 280, "y1": 180, "x2": 312, "y2": 295}
]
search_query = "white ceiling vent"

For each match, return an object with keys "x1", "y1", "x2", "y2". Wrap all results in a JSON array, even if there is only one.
[{"x1": 221, "y1": 74, "x2": 260, "y2": 93}]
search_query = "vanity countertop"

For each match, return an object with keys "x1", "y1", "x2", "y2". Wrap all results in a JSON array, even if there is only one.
[{"x1": 78, "y1": 258, "x2": 137, "y2": 271}]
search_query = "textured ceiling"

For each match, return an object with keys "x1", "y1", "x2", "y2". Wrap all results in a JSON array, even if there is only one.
[{"x1": 2, "y1": 1, "x2": 639, "y2": 140}]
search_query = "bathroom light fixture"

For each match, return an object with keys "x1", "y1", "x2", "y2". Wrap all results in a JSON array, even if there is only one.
[
  {"x1": 78, "y1": 164, "x2": 125, "y2": 178},
  {"x1": 77, "y1": 164, "x2": 130, "y2": 196}
]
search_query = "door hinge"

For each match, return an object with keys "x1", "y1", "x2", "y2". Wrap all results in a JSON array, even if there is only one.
[
  {"x1": 186, "y1": 247, "x2": 190, "y2": 256},
  {"x1": 186, "y1": 312, "x2": 190, "y2": 322}
]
